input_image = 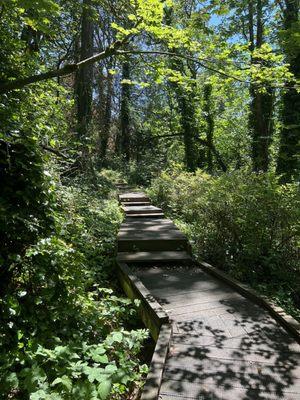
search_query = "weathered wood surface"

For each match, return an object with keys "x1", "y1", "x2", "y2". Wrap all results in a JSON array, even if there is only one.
[
  {"x1": 117, "y1": 198, "x2": 190, "y2": 254},
  {"x1": 119, "y1": 192, "x2": 149, "y2": 203},
  {"x1": 122, "y1": 205, "x2": 163, "y2": 215},
  {"x1": 133, "y1": 265, "x2": 300, "y2": 400},
  {"x1": 117, "y1": 191, "x2": 300, "y2": 399},
  {"x1": 117, "y1": 251, "x2": 192, "y2": 263}
]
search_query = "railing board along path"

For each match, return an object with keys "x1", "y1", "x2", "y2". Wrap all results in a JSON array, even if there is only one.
[{"x1": 116, "y1": 189, "x2": 300, "y2": 400}]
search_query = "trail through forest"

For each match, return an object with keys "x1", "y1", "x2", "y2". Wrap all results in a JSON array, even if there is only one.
[{"x1": 1, "y1": 0, "x2": 299, "y2": 399}]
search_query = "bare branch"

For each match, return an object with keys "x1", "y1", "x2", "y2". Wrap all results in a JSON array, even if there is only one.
[{"x1": 41, "y1": 145, "x2": 71, "y2": 160}]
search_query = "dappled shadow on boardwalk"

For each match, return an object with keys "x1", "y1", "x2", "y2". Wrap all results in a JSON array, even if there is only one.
[{"x1": 134, "y1": 264, "x2": 300, "y2": 400}]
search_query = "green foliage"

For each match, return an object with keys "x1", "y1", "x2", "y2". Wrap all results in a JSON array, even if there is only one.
[
  {"x1": 1, "y1": 329, "x2": 148, "y2": 399},
  {"x1": 0, "y1": 181, "x2": 149, "y2": 399},
  {"x1": 149, "y1": 169, "x2": 300, "y2": 319}
]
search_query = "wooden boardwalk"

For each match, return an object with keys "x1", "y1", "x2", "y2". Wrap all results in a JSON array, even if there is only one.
[{"x1": 117, "y1": 191, "x2": 300, "y2": 400}]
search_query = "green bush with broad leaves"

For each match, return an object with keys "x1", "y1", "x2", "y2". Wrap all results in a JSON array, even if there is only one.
[
  {"x1": 0, "y1": 180, "x2": 149, "y2": 399},
  {"x1": 148, "y1": 169, "x2": 300, "y2": 320}
]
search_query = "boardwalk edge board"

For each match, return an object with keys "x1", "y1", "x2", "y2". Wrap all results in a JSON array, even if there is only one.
[
  {"x1": 116, "y1": 261, "x2": 169, "y2": 340},
  {"x1": 197, "y1": 259, "x2": 300, "y2": 344},
  {"x1": 115, "y1": 261, "x2": 171, "y2": 400},
  {"x1": 140, "y1": 323, "x2": 172, "y2": 400}
]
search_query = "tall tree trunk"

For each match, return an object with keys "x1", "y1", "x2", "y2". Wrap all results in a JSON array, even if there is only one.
[
  {"x1": 99, "y1": 73, "x2": 113, "y2": 163},
  {"x1": 120, "y1": 60, "x2": 131, "y2": 162},
  {"x1": 75, "y1": 0, "x2": 94, "y2": 163},
  {"x1": 248, "y1": 0, "x2": 274, "y2": 172},
  {"x1": 276, "y1": 0, "x2": 300, "y2": 182},
  {"x1": 203, "y1": 83, "x2": 214, "y2": 172},
  {"x1": 175, "y1": 87, "x2": 199, "y2": 172},
  {"x1": 249, "y1": 87, "x2": 274, "y2": 171},
  {"x1": 98, "y1": 70, "x2": 113, "y2": 166},
  {"x1": 164, "y1": 8, "x2": 198, "y2": 172}
]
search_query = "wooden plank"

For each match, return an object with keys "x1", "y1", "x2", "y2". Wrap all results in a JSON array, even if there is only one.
[
  {"x1": 118, "y1": 238, "x2": 188, "y2": 252},
  {"x1": 123, "y1": 205, "x2": 163, "y2": 214},
  {"x1": 117, "y1": 251, "x2": 192, "y2": 263},
  {"x1": 169, "y1": 342, "x2": 300, "y2": 364},
  {"x1": 171, "y1": 333, "x2": 300, "y2": 353},
  {"x1": 140, "y1": 324, "x2": 172, "y2": 400},
  {"x1": 120, "y1": 221, "x2": 178, "y2": 232},
  {"x1": 118, "y1": 229, "x2": 186, "y2": 240},
  {"x1": 159, "y1": 380, "x2": 300, "y2": 400},
  {"x1": 119, "y1": 192, "x2": 149, "y2": 202},
  {"x1": 126, "y1": 213, "x2": 165, "y2": 218},
  {"x1": 198, "y1": 260, "x2": 300, "y2": 343},
  {"x1": 121, "y1": 201, "x2": 151, "y2": 206}
]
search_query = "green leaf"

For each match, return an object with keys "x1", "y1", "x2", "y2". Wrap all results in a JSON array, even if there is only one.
[
  {"x1": 111, "y1": 331, "x2": 123, "y2": 343},
  {"x1": 97, "y1": 354, "x2": 109, "y2": 364},
  {"x1": 30, "y1": 390, "x2": 47, "y2": 400},
  {"x1": 97, "y1": 380, "x2": 112, "y2": 399},
  {"x1": 51, "y1": 375, "x2": 72, "y2": 391},
  {"x1": 104, "y1": 364, "x2": 118, "y2": 375}
]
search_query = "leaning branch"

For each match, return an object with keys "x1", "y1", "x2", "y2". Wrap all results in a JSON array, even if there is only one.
[
  {"x1": 2, "y1": 41, "x2": 297, "y2": 94},
  {"x1": 41, "y1": 145, "x2": 70, "y2": 160},
  {"x1": 0, "y1": 38, "x2": 129, "y2": 94}
]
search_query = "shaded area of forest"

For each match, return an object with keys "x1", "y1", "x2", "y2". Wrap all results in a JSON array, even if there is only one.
[{"x1": 0, "y1": 0, "x2": 299, "y2": 399}]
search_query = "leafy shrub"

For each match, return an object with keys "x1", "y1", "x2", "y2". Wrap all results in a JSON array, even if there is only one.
[
  {"x1": 0, "y1": 182, "x2": 149, "y2": 399},
  {"x1": 149, "y1": 169, "x2": 300, "y2": 317}
]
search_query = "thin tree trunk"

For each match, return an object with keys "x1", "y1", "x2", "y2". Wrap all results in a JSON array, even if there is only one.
[
  {"x1": 248, "y1": 0, "x2": 274, "y2": 172},
  {"x1": 276, "y1": 0, "x2": 300, "y2": 182},
  {"x1": 164, "y1": 8, "x2": 198, "y2": 172},
  {"x1": 175, "y1": 87, "x2": 199, "y2": 172},
  {"x1": 203, "y1": 83, "x2": 214, "y2": 172},
  {"x1": 120, "y1": 60, "x2": 131, "y2": 162},
  {"x1": 99, "y1": 73, "x2": 113, "y2": 162},
  {"x1": 249, "y1": 87, "x2": 274, "y2": 171},
  {"x1": 75, "y1": 0, "x2": 94, "y2": 162}
]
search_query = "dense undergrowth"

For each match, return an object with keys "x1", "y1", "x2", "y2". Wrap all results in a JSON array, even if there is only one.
[
  {"x1": 148, "y1": 168, "x2": 300, "y2": 321},
  {"x1": 0, "y1": 170, "x2": 148, "y2": 400}
]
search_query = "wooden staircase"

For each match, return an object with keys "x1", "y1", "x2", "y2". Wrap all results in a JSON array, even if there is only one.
[{"x1": 117, "y1": 190, "x2": 192, "y2": 263}]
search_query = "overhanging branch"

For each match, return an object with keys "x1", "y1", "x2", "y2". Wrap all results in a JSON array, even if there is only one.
[
  {"x1": 1, "y1": 41, "x2": 298, "y2": 94},
  {"x1": 0, "y1": 37, "x2": 130, "y2": 94}
]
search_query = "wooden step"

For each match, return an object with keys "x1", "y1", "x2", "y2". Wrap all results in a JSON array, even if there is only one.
[
  {"x1": 122, "y1": 205, "x2": 163, "y2": 215},
  {"x1": 117, "y1": 251, "x2": 192, "y2": 263},
  {"x1": 126, "y1": 213, "x2": 165, "y2": 218},
  {"x1": 118, "y1": 239, "x2": 187, "y2": 252},
  {"x1": 118, "y1": 229, "x2": 187, "y2": 240},
  {"x1": 119, "y1": 192, "x2": 149, "y2": 203},
  {"x1": 121, "y1": 201, "x2": 151, "y2": 206},
  {"x1": 120, "y1": 218, "x2": 179, "y2": 232},
  {"x1": 118, "y1": 235, "x2": 188, "y2": 252}
]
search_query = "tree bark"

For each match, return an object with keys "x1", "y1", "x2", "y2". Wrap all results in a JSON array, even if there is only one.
[
  {"x1": 176, "y1": 88, "x2": 199, "y2": 172},
  {"x1": 203, "y1": 83, "x2": 214, "y2": 172},
  {"x1": 99, "y1": 72, "x2": 113, "y2": 162},
  {"x1": 120, "y1": 60, "x2": 131, "y2": 162},
  {"x1": 248, "y1": 0, "x2": 274, "y2": 172},
  {"x1": 276, "y1": 0, "x2": 300, "y2": 182},
  {"x1": 75, "y1": 0, "x2": 94, "y2": 147}
]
